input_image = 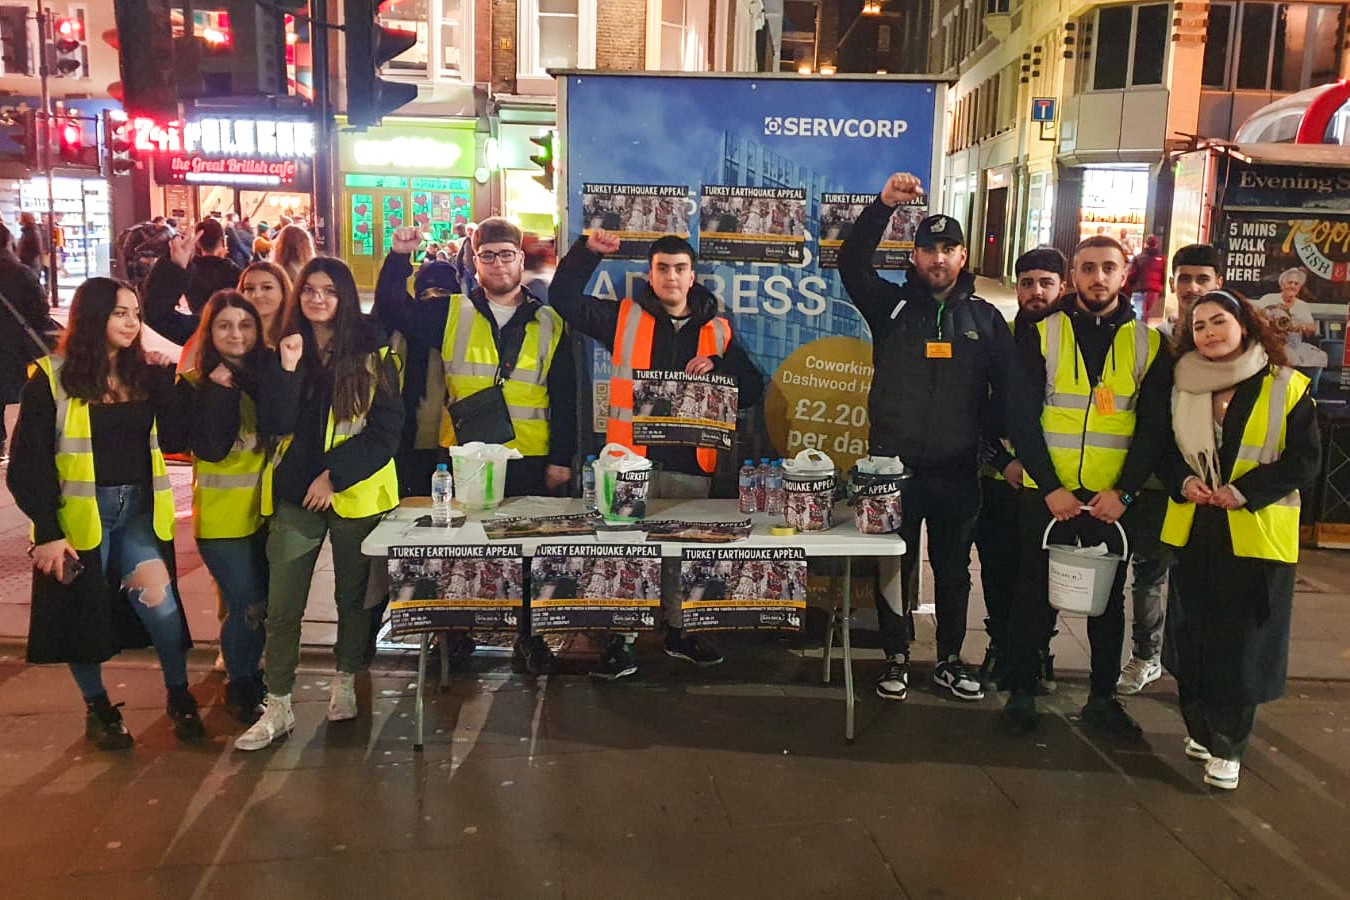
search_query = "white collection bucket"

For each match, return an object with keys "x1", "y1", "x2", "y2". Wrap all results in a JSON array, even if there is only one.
[
  {"x1": 594, "y1": 443, "x2": 653, "y2": 524},
  {"x1": 1041, "y1": 507, "x2": 1129, "y2": 617},
  {"x1": 782, "y1": 449, "x2": 836, "y2": 533},
  {"x1": 449, "y1": 442, "x2": 520, "y2": 510}
]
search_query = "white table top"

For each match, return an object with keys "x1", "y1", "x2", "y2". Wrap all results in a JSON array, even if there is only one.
[{"x1": 361, "y1": 497, "x2": 906, "y2": 559}]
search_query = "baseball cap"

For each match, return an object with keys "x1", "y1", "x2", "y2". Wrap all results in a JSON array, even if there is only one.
[
  {"x1": 414, "y1": 260, "x2": 461, "y2": 300},
  {"x1": 914, "y1": 214, "x2": 965, "y2": 249}
]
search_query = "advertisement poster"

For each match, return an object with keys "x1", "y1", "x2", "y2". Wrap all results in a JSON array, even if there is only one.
[
  {"x1": 679, "y1": 547, "x2": 808, "y2": 632},
  {"x1": 564, "y1": 74, "x2": 938, "y2": 457},
  {"x1": 631, "y1": 370, "x2": 737, "y2": 449},
  {"x1": 529, "y1": 544, "x2": 663, "y2": 632},
  {"x1": 699, "y1": 186, "x2": 808, "y2": 262},
  {"x1": 818, "y1": 194, "x2": 927, "y2": 269},
  {"x1": 386, "y1": 545, "x2": 523, "y2": 635},
  {"x1": 581, "y1": 183, "x2": 692, "y2": 258}
]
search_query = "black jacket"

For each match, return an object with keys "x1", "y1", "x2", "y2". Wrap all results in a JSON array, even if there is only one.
[
  {"x1": 0, "y1": 254, "x2": 50, "y2": 402},
  {"x1": 1006, "y1": 293, "x2": 1174, "y2": 495},
  {"x1": 838, "y1": 198, "x2": 1013, "y2": 475},
  {"x1": 142, "y1": 254, "x2": 242, "y2": 345},
  {"x1": 371, "y1": 251, "x2": 577, "y2": 468},
  {"x1": 551, "y1": 238, "x2": 766, "y2": 476},
  {"x1": 258, "y1": 322, "x2": 405, "y2": 509}
]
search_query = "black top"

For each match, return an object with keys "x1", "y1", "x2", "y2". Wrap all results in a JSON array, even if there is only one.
[
  {"x1": 1006, "y1": 293, "x2": 1174, "y2": 495},
  {"x1": 550, "y1": 238, "x2": 766, "y2": 476},
  {"x1": 141, "y1": 254, "x2": 242, "y2": 345},
  {"x1": 837, "y1": 197, "x2": 1014, "y2": 475},
  {"x1": 372, "y1": 250, "x2": 578, "y2": 467},
  {"x1": 186, "y1": 365, "x2": 265, "y2": 463},
  {"x1": 257, "y1": 325, "x2": 404, "y2": 509},
  {"x1": 7, "y1": 363, "x2": 185, "y2": 545}
]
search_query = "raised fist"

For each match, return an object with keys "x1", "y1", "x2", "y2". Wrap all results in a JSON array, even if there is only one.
[
  {"x1": 586, "y1": 229, "x2": 621, "y2": 255},
  {"x1": 169, "y1": 232, "x2": 195, "y2": 269},
  {"x1": 880, "y1": 172, "x2": 924, "y2": 207},
  {"x1": 391, "y1": 226, "x2": 423, "y2": 255},
  {"x1": 208, "y1": 363, "x2": 235, "y2": 388},
  {"x1": 279, "y1": 334, "x2": 304, "y2": 372}
]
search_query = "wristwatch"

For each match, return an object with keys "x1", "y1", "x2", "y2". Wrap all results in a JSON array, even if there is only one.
[{"x1": 1119, "y1": 491, "x2": 1135, "y2": 507}]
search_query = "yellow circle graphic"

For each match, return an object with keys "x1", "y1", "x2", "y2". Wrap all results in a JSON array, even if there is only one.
[{"x1": 763, "y1": 335, "x2": 873, "y2": 461}]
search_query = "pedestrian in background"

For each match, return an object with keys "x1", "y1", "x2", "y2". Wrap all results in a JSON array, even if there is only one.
[
  {"x1": 0, "y1": 221, "x2": 50, "y2": 462},
  {"x1": 270, "y1": 224, "x2": 317, "y2": 287}
]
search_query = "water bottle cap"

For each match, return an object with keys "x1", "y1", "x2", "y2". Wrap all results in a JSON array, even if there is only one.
[
  {"x1": 435, "y1": 463, "x2": 448, "y2": 471},
  {"x1": 760, "y1": 457, "x2": 770, "y2": 463},
  {"x1": 586, "y1": 455, "x2": 597, "y2": 462},
  {"x1": 743, "y1": 459, "x2": 753, "y2": 465}
]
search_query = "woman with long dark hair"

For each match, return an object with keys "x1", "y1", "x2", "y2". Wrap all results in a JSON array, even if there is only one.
[
  {"x1": 1154, "y1": 290, "x2": 1320, "y2": 791},
  {"x1": 235, "y1": 257, "x2": 402, "y2": 750},
  {"x1": 6, "y1": 277, "x2": 201, "y2": 749},
  {"x1": 183, "y1": 289, "x2": 272, "y2": 722}
]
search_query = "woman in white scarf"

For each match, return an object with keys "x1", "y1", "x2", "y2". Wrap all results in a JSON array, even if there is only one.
[{"x1": 1155, "y1": 290, "x2": 1320, "y2": 792}]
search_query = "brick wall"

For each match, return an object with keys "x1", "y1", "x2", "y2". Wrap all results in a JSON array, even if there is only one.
[
  {"x1": 597, "y1": 0, "x2": 648, "y2": 70},
  {"x1": 491, "y1": 0, "x2": 518, "y2": 92}
]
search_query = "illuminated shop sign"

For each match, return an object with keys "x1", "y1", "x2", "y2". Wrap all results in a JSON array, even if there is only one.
[{"x1": 132, "y1": 116, "x2": 316, "y2": 189}]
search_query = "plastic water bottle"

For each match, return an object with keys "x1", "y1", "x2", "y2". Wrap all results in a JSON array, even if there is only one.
[
  {"x1": 431, "y1": 463, "x2": 453, "y2": 526},
  {"x1": 738, "y1": 459, "x2": 757, "y2": 514},
  {"x1": 756, "y1": 458, "x2": 771, "y2": 511},
  {"x1": 582, "y1": 454, "x2": 597, "y2": 508},
  {"x1": 765, "y1": 460, "x2": 785, "y2": 517}
]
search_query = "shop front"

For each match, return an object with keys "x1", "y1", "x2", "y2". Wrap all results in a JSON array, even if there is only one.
[
  {"x1": 1077, "y1": 164, "x2": 1150, "y2": 254},
  {"x1": 336, "y1": 118, "x2": 478, "y2": 291},
  {"x1": 136, "y1": 112, "x2": 318, "y2": 230}
]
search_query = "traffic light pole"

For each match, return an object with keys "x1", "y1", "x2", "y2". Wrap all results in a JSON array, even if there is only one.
[
  {"x1": 310, "y1": 0, "x2": 334, "y2": 254},
  {"x1": 35, "y1": 0, "x2": 60, "y2": 307}
]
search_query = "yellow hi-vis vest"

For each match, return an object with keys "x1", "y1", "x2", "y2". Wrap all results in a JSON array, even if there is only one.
[
  {"x1": 439, "y1": 293, "x2": 563, "y2": 457},
  {"x1": 1024, "y1": 312, "x2": 1160, "y2": 492},
  {"x1": 261, "y1": 348, "x2": 400, "y2": 519},
  {"x1": 182, "y1": 372, "x2": 266, "y2": 540},
  {"x1": 1160, "y1": 367, "x2": 1308, "y2": 564},
  {"x1": 35, "y1": 355, "x2": 176, "y2": 551}
]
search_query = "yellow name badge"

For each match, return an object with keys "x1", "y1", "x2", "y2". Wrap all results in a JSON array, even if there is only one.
[
  {"x1": 925, "y1": 341, "x2": 953, "y2": 359},
  {"x1": 1093, "y1": 385, "x2": 1117, "y2": 415}
]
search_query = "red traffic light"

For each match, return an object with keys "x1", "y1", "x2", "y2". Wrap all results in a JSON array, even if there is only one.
[
  {"x1": 56, "y1": 16, "x2": 82, "y2": 39},
  {"x1": 61, "y1": 122, "x2": 82, "y2": 147}
]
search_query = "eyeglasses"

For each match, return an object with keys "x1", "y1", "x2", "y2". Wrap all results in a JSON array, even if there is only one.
[
  {"x1": 476, "y1": 249, "x2": 519, "y2": 264},
  {"x1": 300, "y1": 285, "x2": 339, "y2": 300}
]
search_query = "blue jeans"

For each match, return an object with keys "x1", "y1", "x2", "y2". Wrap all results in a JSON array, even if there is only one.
[
  {"x1": 69, "y1": 484, "x2": 188, "y2": 700},
  {"x1": 197, "y1": 531, "x2": 268, "y2": 684}
]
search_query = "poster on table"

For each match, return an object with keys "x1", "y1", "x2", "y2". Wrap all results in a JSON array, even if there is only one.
[
  {"x1": 580, "y1": 183, "x2": 692, "y2": 258},
  {"x1": 679, "y1": 547, "x2": 807, "y2": 632},
  {"x1": 1220, "y1": 212, "x2": 1350, "y2": 388},
  {"x1": 631, "y1": 370, "x2": 737, "y2": 449},
  {"x1": 386, "y1": 544, "x2": 524, "y2": 635},
  {"x1": 562, "y1": 74, "x2": 939, "y2": 458},
  {"x1": 817, "y1": 194, "x2": 927, "y2": 269},
  {"x1": 529, "y1": 544, "x2": 663, "y2": 632}
]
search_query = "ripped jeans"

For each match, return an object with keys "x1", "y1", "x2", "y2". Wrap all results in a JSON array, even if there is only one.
[{"x1": 69, "y1": 484, "x2": 188, "y2": 701}]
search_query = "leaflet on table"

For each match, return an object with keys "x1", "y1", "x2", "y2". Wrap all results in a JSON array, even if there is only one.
[
  {"x1": 680, "y1": 547, "x2": 807, "y2": 632},
  {"x1": 482, "y1": 513, "x2": 602, "y2": 540},
  {"x1": 386, "y1": 544, "x2": 524, "y2": 635},
  {"x1": 580, "y1": 183, "x2": 692, "y2": 258},
  {"x1": 817, "y1": 194, "x2": 926, "y2": 269},
  {"x1": 698, "y1": 186, "x2": 806, "y2": 263},
  {"x1": 631, "y1": 370, "x2": 737, "y2": 450},
  {"x1": 642, "y1": 518, "x2": 752, "y2": 543},
  {"x1": 529, "y1": 544, "x2": 663, "y2": 632}
]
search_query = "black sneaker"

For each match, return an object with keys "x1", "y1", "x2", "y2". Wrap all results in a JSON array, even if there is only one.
[
  {"x1": 167, "y1": 686, "x2": 206, "y2": 743},
  {"x1": 933, "y1": 658, "x2": 985, "y2": 701},
  {"x1": 1034, "y1": 651, "x2": 1057, "y2": 696},
  {"x1": 999, "y1": 689, "x2": 1039, "y2": 736},
  {"x1": 591, "y1": 635, "x2": 638, "y2": 680},
  {"x1": 664, "y1": 629, "x2": 724, "y2": 666},
  {"x1": 84, "y1": 695, "x2": 133, "y2": 751},
  {"x1": 513, "y1": 635, "x2": 557, "y2": 676},
  {"x1": 876, "y1": 654, "x2": 909, "y2": 701},
  {"x1": 225, "y1": 677, "x2": 264, "y2": 725},
  {"x1": 978, "y1": 644, "x2": 1002, "y2": 692},
  {"x1": 1080, "y1": 696, "x2": 1143, "y2": 740}
]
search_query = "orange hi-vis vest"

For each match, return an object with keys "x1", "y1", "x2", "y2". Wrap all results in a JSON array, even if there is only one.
[{"x1": 607, "y1": 298, "x2": 733, "y2": 474}]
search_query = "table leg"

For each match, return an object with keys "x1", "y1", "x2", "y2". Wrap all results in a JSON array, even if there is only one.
[
  {"x1": 842, "y1": 556, "x2": 854, "y2": 743},
  {"x1": 823, "y1": 600, "x2": 837, "y2": 686},
  {"x1": 438, "y1": 629, "x2": 451, "y2": 692},
  {"x1": 414, "y1": 631, "x2": 429, "y2": 752}
]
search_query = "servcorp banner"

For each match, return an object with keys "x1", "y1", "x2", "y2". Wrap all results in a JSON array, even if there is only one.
[{"x1": 561, "y1": 74, "x2": 940, "y2": 459}]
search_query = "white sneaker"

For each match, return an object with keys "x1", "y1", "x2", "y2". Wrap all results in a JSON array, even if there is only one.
[
  {"x1": 327, "y1": 672, "x2": 357, "y2": 722},
  {"x1": 234, "y1": 694, "x2": 295, "y2": 751},
  {"x1": 1184, "y1": 738, "x2": 1212, "y2": 761},
  {"x1": 1117, "y1": 655, "x2": 1162, "y2": 695},
  {"x1": 1204, "y1": 757, "x2": 1241, "y2": 790}
]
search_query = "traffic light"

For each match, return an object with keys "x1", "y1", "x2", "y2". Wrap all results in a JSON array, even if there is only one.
[
  {"x1": 51, "y1": 15, "x2": 86, "y2": 77},
  {"x1": 529, "y1": 131, "x2": 556, "y2": 192},
  {"x1": 107, "y1": 111, "x2": 136, "y2": 175},
  {"x1": 344, "y1": 0, "x2": 419, "y2": 128},
  {"x1": 113, "y1": 0, "x2": 179, "y2": 118},
  {"x1": 0, "y1": 110, "x2": 37, "y2": 168}
]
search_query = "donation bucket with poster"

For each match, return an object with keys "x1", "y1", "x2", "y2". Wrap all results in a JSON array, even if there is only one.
[
  {"x1": 449, "y1": 442, "x2": 521, "y2": 510},
  {"x1": 1042, "y1": 509, "x2": 1129, "y2": 617},
  {"x1": 849, "y1": 456, "x2": 908, "y2": 534},
  {"x1": 782, "y1": 450, "x2": 836, "y2": 533},
  {"x1": 594, "y1": 443, "x2": 653, "y2": 524}
]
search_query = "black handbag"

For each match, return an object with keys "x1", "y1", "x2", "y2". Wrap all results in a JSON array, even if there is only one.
[{"x1": 446, "y1": 365, "x2": 516, "y2": 446}]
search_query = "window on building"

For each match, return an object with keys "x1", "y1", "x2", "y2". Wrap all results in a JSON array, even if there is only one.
[
  {"x1": 518, "y1": 0, "x2": 594, "y2": 78},
  {"x1": 538, "y1": 0, "x2": 579, "y2": 69},
  {"x1": 987, "y1": 0, "x2": 1010, "y2": 13},
  {"x1": 378, "y1": 0, "x2": 430, "y2": 73},
  {"x1": 376, "y1": 0, "x2": 470, "y2": 79},
  {"x1": 780, "y1": 0, "x2": 817, "y2": 71},
  {"x1": 0, "y1": 5, "x2": 32, "y2": 76},
  {"x1": 1090, "y1": 3, "x2": 1168, "y2": 90},
  {"x1": 1203, "y1": 3, "x2": 1235, "y2": 87},
  {"x1": 660, "y1": 0, "x2": 687, "y2": 69},
  {"x1": 1215, "y1": 2, "x2": 1344, "y2": 92}
]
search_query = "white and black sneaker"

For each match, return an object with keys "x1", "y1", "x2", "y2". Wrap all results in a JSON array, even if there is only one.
[
  {"x1": 1184, "y1": 738, "x2": 1212, "y2": 762},
  {"x1": 933, "y1": 658, "x2": 985, "y2": 701},
  {"x1": 1204, "y1": 757, "x2": 1241, "y2": 790},
  {"x1": 876, "y1": 654, "x2": 909, "y2": 701}
]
